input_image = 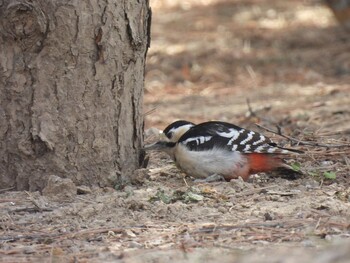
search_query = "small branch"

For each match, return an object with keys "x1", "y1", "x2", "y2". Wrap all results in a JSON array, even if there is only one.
[
  {"x1": 235, "y1": 185, "x2": 278, "y2": 197},
  {"x1": 0, "y1": 225, "x2": 149, "y2": 242},
  {"x1": 0, "y1": 187, "x2": 15, "y2": 193},
  {"x1": 0, "y1": 199, "x2": 22, "y2": 203},
  {"x1": 246, "y1": 98, "x2": 256, "y2": 118},
  {"x1": 255, "y1": 123, "x2": 350, "y2": 148},
  {"x1": 10, "y1": 207, "x2": 54, "y2": 213},
  {"x1": 245, "y1": 98, "x2": 274, "y2": 124},
  {"x1": 143, "y1": 107, "x2": 156, "y2": 116}
]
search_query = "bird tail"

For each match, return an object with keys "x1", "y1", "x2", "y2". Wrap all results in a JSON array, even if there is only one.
[
  {"x1": 275, "y1": 145, "x2": 304, "y2": 154},
  {"x1": 247, "y1": 153, "x2": 303, "y2": 180},
  {"x1": 274, "y1": 164, "x2": 303, "y2": 180}
]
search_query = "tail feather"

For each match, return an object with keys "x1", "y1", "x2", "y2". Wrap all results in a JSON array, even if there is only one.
[
  {"x1": 273, "y1": 166, "x2": 303, "y2": 180},
  {"x1": 268, "y1": 143, "x2": 304, "y2": 154},
  {"x1": 276, "y1": 146, "x2": 304, "y2": 154}
]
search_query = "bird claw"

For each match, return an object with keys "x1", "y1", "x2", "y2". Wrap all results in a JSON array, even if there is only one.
[{"x1": 194, "y1": 174, "x2": 225, "y2": 183}]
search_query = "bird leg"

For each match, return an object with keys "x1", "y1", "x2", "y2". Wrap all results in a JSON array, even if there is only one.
[{"x1": 194, "y1": 173, "x2": 226, "y2": 183}]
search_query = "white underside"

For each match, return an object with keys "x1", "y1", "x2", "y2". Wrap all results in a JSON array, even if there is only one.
[{"x1": 173, "y1": 144, "x2": 249, "y2": 179}]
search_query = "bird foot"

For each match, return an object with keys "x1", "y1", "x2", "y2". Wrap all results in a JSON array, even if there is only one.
[{"x1": 194, "y1": 174, "x2": 225, "y2": 183}]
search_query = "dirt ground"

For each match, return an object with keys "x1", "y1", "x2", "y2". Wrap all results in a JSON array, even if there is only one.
[{"x1": 1, "y1": 0, "x2": 350, "y2": 262}]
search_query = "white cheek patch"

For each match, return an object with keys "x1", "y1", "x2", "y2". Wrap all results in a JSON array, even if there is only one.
[
  {"x1": 168, "y1": 127, "x2": 176, "y2": 134},
  {"x1": 167, "y1": 124, "x2": 194, "y2": 142}
]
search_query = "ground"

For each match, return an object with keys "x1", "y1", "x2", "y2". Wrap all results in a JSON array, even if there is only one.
[{"x1": 1, "y1": 0, "x2": 350, "y2": 262}]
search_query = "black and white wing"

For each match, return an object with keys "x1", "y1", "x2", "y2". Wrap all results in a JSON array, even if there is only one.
[{"x1": 178, "y1": 121, "x2": 300, "y2": 154}]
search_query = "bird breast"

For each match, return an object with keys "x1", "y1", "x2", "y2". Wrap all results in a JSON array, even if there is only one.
[{"x1": 174, "y1": 144, "x2": 249, "y2": 179}]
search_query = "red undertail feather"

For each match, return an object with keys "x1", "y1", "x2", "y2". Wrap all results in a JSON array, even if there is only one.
[{"x1": 247, "y1": 153, "x2": 283, "y2": 174}]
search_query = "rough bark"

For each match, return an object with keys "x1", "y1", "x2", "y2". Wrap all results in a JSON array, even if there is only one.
[{"x1": 0, "y1": 0, "x2": 151, "y2": 190}]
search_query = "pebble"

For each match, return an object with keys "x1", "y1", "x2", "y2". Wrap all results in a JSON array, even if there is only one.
[
  {"x1": 128, "y1": 241, "x2": 143, "y2": 248},
  {"x1": 77, "y1": 185, "x2": 92, "y2": 194},
  {"x1": 250, "y1": 210, "x2": 260, "y2": 217},
  {"x1": 42, "y1": 175, "x2": 77, "y2": 201},
  {"x1": 217, "y1": 206, "x2": 226, "y2": 213},
  {"x1": 302, "y1": 240, "x2": 315, "y2": 247},
  {"x1": 264, "y1": 212, "x2": 274, "y2": 221}
]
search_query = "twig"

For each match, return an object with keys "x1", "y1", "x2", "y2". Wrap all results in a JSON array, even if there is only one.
[
  {"x1": 183, "y1": 177, "x2": 189, "y2": 188},
  {"x1": 143, "y1": 107, "x2": 157, "y2": 117},
  {"x1": 306, "y1": 150, "x2": 350, "y2": 156},
  {"x1": 25, "y1": 191, "x2": 44, "y2": 212},
  {"x1": 255, "y1": 123, "x2": 350, "y2": 148},
  {"x1": 246, "y1": 98, "x2": 256, "y2": 118},
  {"x1": 246, "y1": 98, "x2": 273, "y2": 123},
  {"x1": 76, "y1": 196, "x2": 97, "y2": 204},
  {"x1": 0, "y1": 225, "x2": 150, "y2": 242},
  {"x1": 0, "y1": 187, "x2": 15, "y2": 193},
  {"x1": 246, "y1": 98, "x2": 350, "y2": 148},
  {"x1": 235, "y1": 185, "x2": 278, "y2": 197},
  {"x1": 319, "y1": 129, "x2": 350, "y2": 136},
  {"x1": 195, "y1": 219, "x2": 309, "y2": 233},
  {"x1": 9, "y1": 207, "x2": 54, "y2": 213},
  {"x1": 344, "y1": 156, "x2": 350, "y2": 170},
  {"x1": 265, "y1": 190, "x2": 299, "y2": 196},
  {"x1": 314, "y1": 217, "x2": 322, "y2": 230},
  {"x1": 0, "y1": 199, "x2": 22, "y2": 203}
]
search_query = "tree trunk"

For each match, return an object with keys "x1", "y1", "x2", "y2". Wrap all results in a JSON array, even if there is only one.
[{"x1": 0, "y1": 0, "x2": 151, "y2": 190}]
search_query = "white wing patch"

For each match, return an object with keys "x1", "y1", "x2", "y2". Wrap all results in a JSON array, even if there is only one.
[
  {"x1": 243, "y1": 144, "x2": 251, "y2": 152},
  {"x1": 280, "y1": 149, "x2": 290, "y2": 154},
  {"x1": 267, "y1": 147, "x2": 276, "y2": 153},
  {"x1": 183, "y1": 136, "x2": 212, "y2": 145},
  {"x1": 255, "y1": 145, "x2": 266, "y2": 153},
  {"x1": 217, "y1": 129, "x2": 240, "y2": 139},
  {"x1": 253, "y1": 135, "x2": 266, "y2": 145},
  {"x1": 217, "y1": 128, "x2": 247, "y2": 146},
  {"x1": 240, "y1": 131, "x2": 255, "y2": 145},
  {"x1": 168, "y1": 124, "x2": 195, "y2": 141}
]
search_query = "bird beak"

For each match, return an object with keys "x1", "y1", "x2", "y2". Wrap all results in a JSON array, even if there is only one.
[
  {"x1": 143, "y1": 141, "x2": 175, "y2": 151},
  {"x1": 144, "y1": 141, "x2": 166, "y2": 151}
]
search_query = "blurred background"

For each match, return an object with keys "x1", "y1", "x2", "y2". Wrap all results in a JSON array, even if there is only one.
[{"x1": 144, "y1": 0, "x2": 350, "y2": 135}]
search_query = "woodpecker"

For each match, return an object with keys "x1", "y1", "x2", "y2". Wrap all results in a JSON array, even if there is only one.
[{"x1": 145, "y1": 120, "x2": 302, "y2": 181}]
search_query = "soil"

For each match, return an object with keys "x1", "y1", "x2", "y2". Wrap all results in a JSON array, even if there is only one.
[{"x1": 1, "y1": 0, "x2": 350, "y2": 262}]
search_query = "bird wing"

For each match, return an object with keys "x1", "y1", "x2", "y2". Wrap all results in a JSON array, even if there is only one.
[{"x1": 178, "y1": 121, "x2": 300, "y2": 154}]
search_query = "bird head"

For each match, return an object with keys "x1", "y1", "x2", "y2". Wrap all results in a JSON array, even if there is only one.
[
  {"x1": 144, "y1": 120, "x2": 195, "y2": 158},
  {"x1": 162, "y1": 120, "x2": 195, "y2": 142}
]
